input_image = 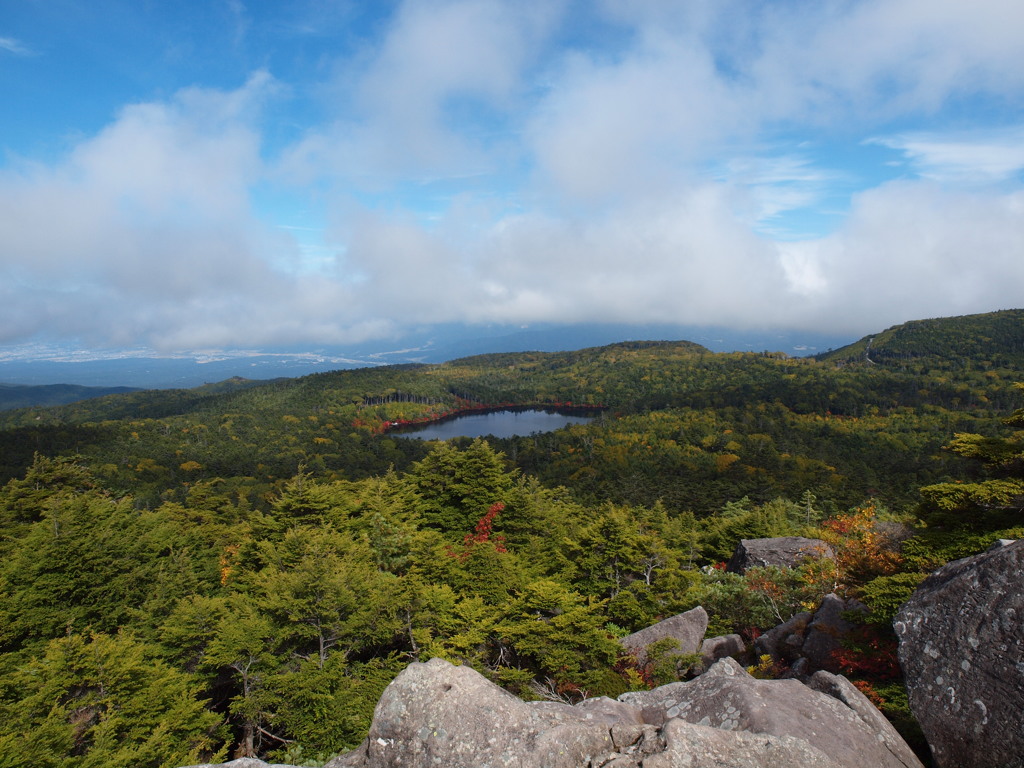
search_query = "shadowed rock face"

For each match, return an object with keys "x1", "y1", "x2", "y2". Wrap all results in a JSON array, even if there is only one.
[
  {"x1": 698, "y1": 633, "x2": 745, "y2": 671},
  {"x1": 753, "y1": 594, "x2": 868, "y2": 677},
  {"x1": 726, "y1": 537, "x2": 834, "y2": 574},
  {"x1": 894, "y1": 539, "x2": 1024, "y2": 768}
]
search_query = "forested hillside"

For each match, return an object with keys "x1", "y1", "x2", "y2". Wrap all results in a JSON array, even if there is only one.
[
  {"x1": 0, "y1": 383, "x2": 139, "y2": 412},
  {"x1": 0, "y1": 311, "x2": 1021, "y2": 766}
]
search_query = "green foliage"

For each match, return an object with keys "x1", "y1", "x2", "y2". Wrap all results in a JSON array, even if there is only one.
[
  {"x1": 0, "y1": 632, "x2": 225, "y2": 768},
  {"x1": 407, "y1": 439, "x2": 515, "y2": 533},
  {"x1": 640, "y1": 638, "x2": 701, "y2": 686},
  {"x1": 918, "y1": 383, "x2": 1024, "y2": 530},
  {"x1": 263, "y1": 654, "x2": 406, "y2": 758},
  {"x1": 857, "y1": 573, "x2": 928, "y2": 626},
  {"x1": 497, "y1": 580, "x2": 623, "y2": 699},
  {"x1": 695, "y1": 563, "x2": 835, "y2": 637},
  {"x1": 0, "y1": 322, "x2": 1021, "y2": 760}
]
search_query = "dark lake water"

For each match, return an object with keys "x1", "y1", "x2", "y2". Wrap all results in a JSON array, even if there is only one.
[{"x1": 393, "y1": 408, "x2": 599, "y2": 440}]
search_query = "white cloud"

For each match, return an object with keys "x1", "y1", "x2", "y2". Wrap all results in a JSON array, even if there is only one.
[
  {"x1": 3, "y1": 0, "x2": 1024, "y2": 353},
  {"x1": 747, "y1": 0, "x2": 1024, "y2": 122},
  {"x1": 777, "y1": 181, "x2": 1024, "y2": 331},
  {"x1": 0, "y1": 36, "x2": 32, "y2": 56},
  {"x1": 280, "y1": 0, "x2": 561, "y2": 185},
  {"x1": 0, "y1": 74, "x2": 324, "y2": 348},
  {"x1": 868, "y1": 127, "x2": 1024, "y2": 184}
]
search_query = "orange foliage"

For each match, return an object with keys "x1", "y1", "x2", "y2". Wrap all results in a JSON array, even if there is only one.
[
  {"x1": 819, "y1": 504, "x2": 902, "y2": 586},
  {"x1": 219, "y1": 544, "x2": 240, "y2": 585}
]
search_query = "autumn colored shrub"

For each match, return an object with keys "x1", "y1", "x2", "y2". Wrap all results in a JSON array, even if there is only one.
[
  {"x1": 818, "y1": 504, "x2": 903, "y2": 587},
  {"x1": 445, "y1": 502, "x2": 508, "y2": 562},
  {"x1": 830, "y1": 624, "x2": 901, "y2": 681},
  {"x1": 747, "y1": 654, "x2": 786, "y2": 679}
]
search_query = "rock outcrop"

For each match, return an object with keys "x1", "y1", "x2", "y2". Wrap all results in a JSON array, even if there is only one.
[
  {"x1": 698, "y1": 633, "x2": 745, "y2": 670},
  {"x1": 326, "y1": 657, "x2": 618, "y2": 768},
  {"x1": 317, "y1": 656, "x2": 920, "y2": 768},
  {"x1": 183, "y1": 760, "x2": 295, "y2": 768},
  {"x1": 727, "y1": 537, "x2": 834, "y2": 574},
  {"x1": 619, "y1": 606, "x2": 708, "y2": 665},
  {"x1": 619, "y1": 657, "x2": 922, "y2": 768},
  {"x1": 894, "y1": 539, "x2": 1024, "y2": 768},
  {"x1": 753, "y1": 593, "x2": 867, "y2": 676},
  {"x1": 183, "y1": 655, "x2": 922, "y2": 768}
]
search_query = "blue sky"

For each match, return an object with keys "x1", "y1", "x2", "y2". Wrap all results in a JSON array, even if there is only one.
[{"x1": 1, "y1": 0, "x2": 1023, "y2": 354}]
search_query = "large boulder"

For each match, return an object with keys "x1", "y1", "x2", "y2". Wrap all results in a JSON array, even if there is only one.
[
  {"x1": 182, "y1": 761, "x2": 295, "y2": 768},
  {"x1": 698, "y1": 633, "x2": 745, "y2": 670},
  {"x1": 326, "y1": 657, "x2": 619, "y2": 768},
  {"x1": 800, "y1": 593, "x2": 867, "y2": 670},
  {"x1": 752, "y1": 594, "x2": 867, "y2": 676},
  {"x1": 806, "y1": 670, "x2": 923, "y2": 768},
  {"x1": 727, "y1": 537, "x2": 834, "y2": 574},
  {"x1": 646, "y1": 718, "x2": 844, "y2": 768},
  {"x1": 894, "y1": 539, "x2": 1024, "y2": 768},
  {"x1": 754, "y1": 611, "x2": 813, "y2": 663},
  {"x1": 619, "y1": 606, "x2": 708, "y2": 665},
  {"x1": 619, "y1": 657, "x2": 923, "y2": 768},
  {"x1": 316, "y1": 656, "x2": 922, "y2": 768}
]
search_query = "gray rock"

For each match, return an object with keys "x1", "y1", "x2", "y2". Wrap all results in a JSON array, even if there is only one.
[
  {"x1": 752, "y1": 594, "x2": 868, "y2": 676},
  {"x1": 988, "y1": 537, "x2": 1016, "y2": 550},
  {"x1": 697, "y1": 633, "x2": 745, "y2": 672},
  {"x1": 322, "y1": 655, "x2": 923, "y2": 768},
  {"x1": 808, "y1": 670, "x2": 923, "y2": 768},
  {"x1": 894, "y1": 539, "x2": 1024, "y2": 768},
  {"x1": 801, "y1": 593, "x2": 867, "y2": 671},
  {"x1": 753, "y1": 611, "x2": 812, "y2": 661},
  {"x1": 873, "y1": 520, "x2": 915, "y2": 552},
  {"x1": 573, "y1": 696, "x2": 645, "y2": 726},
  {"x1": 726, "y1": 537, "x2": 835, "y2": 574},
  {"x1": 327, "y1": 657, "x2": 616, "y2": 768},
  {"x1": 619, "y1": 658, "x2": 923, "y2": 768},
  {"x1": 647, "y1": 718, "x2": 846, "y2": 768},
  {"x1": 620, "y1": 606, "x2": 708, "y2": 665},
  {"x1": 181, "y1": 761, "x2": 293, "y2": 768}
]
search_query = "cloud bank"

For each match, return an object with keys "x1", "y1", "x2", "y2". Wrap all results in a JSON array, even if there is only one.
[{"x1": 1, "y1": 0, "x2": 1022, "y2": 351}]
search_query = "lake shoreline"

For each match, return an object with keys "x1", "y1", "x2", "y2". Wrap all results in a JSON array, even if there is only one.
[{"x1": 384, "y1": 402, "x2": 606, "y2": 438}]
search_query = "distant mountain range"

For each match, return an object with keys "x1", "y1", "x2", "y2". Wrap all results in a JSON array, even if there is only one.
[
  {"x1": 0, "y1": 322, "x2": 852, "y2": 391},
  {"x1": 0, "y1": 383, "x2": 140, "y2": 411},
  {"x1": 1, "y1": 311, "x2": 1019, "y2": 411}
]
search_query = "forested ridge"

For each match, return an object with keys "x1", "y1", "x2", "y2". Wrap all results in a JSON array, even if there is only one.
[{"x1": 0, "y1": 310, "x2": 1022, "y2": 766}]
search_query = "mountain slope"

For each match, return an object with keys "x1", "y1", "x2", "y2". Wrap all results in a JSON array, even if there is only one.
[
  {"x1": 0, "y1": 383, "x2": 139, "y2": 411},
  {"x1": 817, "y1": 309, "x2": 1024, "y2": 369}
]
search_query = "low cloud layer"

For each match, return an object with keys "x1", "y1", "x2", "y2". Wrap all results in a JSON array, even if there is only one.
[{"x1": 1, "y1": 0, "x2": 1022, "y2": 351}]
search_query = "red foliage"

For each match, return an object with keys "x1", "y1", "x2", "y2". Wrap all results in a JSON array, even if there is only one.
[
  {"x1": 614, "y1": 652, "x2": 656, "y2": 688},
  {"x1": 851, "y1": 679, "x2": 887, "y2": 707},
  {"x1": 445, "y1": 502, "x2": 508, "y2": 562},
  {"x1": 740, "y1": 625, "x2": 762, "y2": 644},
  {"x1": 819, "y1": 504, "x2": 902, "y2": 584},
  {"x1": 830, "y1": 625, "x2": 901, "y2": 681}
]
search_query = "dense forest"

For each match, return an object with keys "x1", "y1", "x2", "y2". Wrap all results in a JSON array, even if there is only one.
[{"x1": 0, "y1": 310, "x2": 1022, "y2": 767}]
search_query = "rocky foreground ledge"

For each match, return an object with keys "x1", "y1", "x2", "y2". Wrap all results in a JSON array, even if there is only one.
[
  {"x1": 184, "y1": 539, "x2": 1024, "y2": 768},
  {"x1": 186, "y1": 656, "x2": 921, "y2": 768}
]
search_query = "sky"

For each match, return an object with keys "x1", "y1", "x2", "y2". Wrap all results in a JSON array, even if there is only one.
[{"x1": 1, "y1": 0, "x2": 1023, "y2": 356}]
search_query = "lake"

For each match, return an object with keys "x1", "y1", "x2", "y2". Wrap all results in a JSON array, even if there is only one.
[{"x1": 392, "y1": 408, "x2": 600, "y2": 440}]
